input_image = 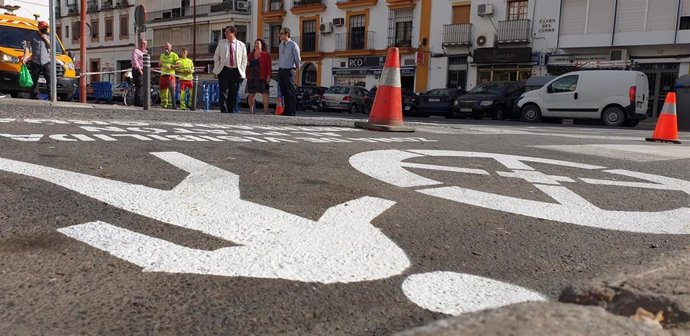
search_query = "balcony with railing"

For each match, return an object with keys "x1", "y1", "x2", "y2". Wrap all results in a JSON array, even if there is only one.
[
  {"x1": 442, "y1": 23, "x2": 472, "y2": 46},
  {"x1": 336, "y1": 0, "x2": 378, "y2": 9},
  {"x1": 387, "y1": 35, "x2": 412, "y2": 48},
  {"x1": 147, "y1": 0, "x2": 251, "y2": 23},
  {"x1": 67, "y1": 3, "x2": 78, "y2": 16},
  {"x1": 264, "y1": 0, "x2": 283, "y2": 12},
  {"x1": 87, "y1": 1, "x2": 99, "y2": 13},
  {"x1": 114, "y1": 0, "x2": 131, "y2": 8},
  {"x1": 291, "y1": 0, "x2": 326, "y2": 14},
  {"x1": 497, "y1": 19, "x2": 530, "y2": 43},
  {"x1": 335, "y1": 31, "x2": 375, "y2": 51},
  {"x1": 101, "y1": 0, "x2": 113, "y2": 10},
  {"x1": 291, "y1": 35, "x2": 323, "y2": 54},
  {"x1": 263, "y1": 0, "x2": 286, "y2": 21}
]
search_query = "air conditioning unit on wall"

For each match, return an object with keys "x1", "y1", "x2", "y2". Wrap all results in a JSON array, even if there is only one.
[
  {"x1": 609, "y1": 49, "x2": 628, "y2": 61},
  {"x1": 320, "y1": 22, "x2": 333, "y2": 34},
  {"x1": 475, "y1": 32, "x2": 496, "y2": 48},
  {"x1": 333, "y1": 17, "x2": 345, "y2": 27},
  {"x1": 477, "y1": 3, "x2": 493, "y2": 16}
]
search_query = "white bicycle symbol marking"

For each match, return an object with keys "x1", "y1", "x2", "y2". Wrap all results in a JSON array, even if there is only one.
[{"x1": 350, "y1": 149, "x2": 690, "y2": 235}]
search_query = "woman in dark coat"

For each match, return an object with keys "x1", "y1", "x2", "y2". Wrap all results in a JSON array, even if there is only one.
[{"x1": 245, "y1": 39, "x2": 272, "y2": 114}]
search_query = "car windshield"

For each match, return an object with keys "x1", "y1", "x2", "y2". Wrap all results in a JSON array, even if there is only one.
[
  {"x1": 0, "y1": 25, "x2": 64, "y2": 54},
  {"x1": 326, "y1": 86, "x2": 350, "y2": 94},
  {"x1": 469, "y1": 82, "x2": 507, "y2": 94}
]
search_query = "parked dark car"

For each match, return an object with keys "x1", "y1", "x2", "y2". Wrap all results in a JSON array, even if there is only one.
[
  {"x1": 418, "y1": 88, "x2": 466, "y2": 117},
  {"x1": 452, "y1": 81, "x2": 525, "y2": 120},
  {"x1": 296, "y1": 86, "x2": 328, "y2": 111},
  {"x1": 365, "y1": 86, "x2": 424, "y2": 117}
]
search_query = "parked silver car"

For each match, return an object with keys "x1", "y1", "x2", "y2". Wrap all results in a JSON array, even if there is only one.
[{"x1": 322, "y1": 85, "x2": 369, "y2": 113}]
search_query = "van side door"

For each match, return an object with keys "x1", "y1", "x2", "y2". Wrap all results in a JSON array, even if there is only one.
[{"x1": 542, "y1": 75, "x2": 580, "y2": 118}]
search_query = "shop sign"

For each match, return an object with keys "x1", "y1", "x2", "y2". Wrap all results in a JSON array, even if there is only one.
[
  {"x1": 416, "y1": 52, "x2": 425, "y2": 65},
  {"x1": 472, "y1": 48, "x2": 532, "y2": 64},
  {"x1": 548, "y1": 54, "x2": 608, "y2": 65},
  {"x1": 348, "y1": 56, "x2": 386, "y2": 68},
  {"x1": 538, "y1": 18, "x2": 557, "y2": 33}
]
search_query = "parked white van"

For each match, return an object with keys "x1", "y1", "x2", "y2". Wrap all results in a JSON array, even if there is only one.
[{"x1": 517, "y1": 70, "x2": 649, "y2": 127}]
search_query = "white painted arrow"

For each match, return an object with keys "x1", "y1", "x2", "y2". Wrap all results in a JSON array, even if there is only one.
[{"x1": 0, "y1": 152, "x2": 410, "y2": 283}]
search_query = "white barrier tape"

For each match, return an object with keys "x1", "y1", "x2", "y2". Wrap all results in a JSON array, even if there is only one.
[
  {"x1": 151, "y1": 69, "x2": 194, "y2": 80},
  {"x1": 79, "y1": 68, "x2": 132, "y2": 77}
]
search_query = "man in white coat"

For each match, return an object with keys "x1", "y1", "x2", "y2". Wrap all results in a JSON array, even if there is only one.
[{"x1": 213, "y1": 25, "x2": 248, "y2": 113}]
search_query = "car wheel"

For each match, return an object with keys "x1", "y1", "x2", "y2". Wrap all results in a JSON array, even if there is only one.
[
  {"x1": 349, "y1": 104, "x2": 357, "y2": 114},
  {"x1": 521, "y1": 104, "x2": 541, "y2": 122},
  {"x1": 601, "y1": 106, "x2": 625, "y2": 126},
  {"x1": 491, "y1": 106, "x2": 506, "y2": 120}
]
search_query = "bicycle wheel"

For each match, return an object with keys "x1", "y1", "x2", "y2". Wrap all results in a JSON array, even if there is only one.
[{"x1": 124, "y1": 88, "x2": 135, "y2": 106}]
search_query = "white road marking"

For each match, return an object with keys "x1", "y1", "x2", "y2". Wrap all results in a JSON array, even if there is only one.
[
  {"x1": 535, "y1": 144, "x2": 690, "y2": 162},
  {"x1": 0, "y1": 152, "x2": 410, "y2": 284},
  {"x1": 350, "y1": 149, "x2": 690, "y2": 234},
  {"x1": 402, "y1": 272, "x2": 547, "y2": 315}
]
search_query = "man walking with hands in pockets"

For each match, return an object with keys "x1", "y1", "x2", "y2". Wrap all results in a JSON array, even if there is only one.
[
  {"x1": 278, "y1": 27, "x2": 301, "y2": 116},
  {"x1": 212, "y1": 25, "x2": 247, "y2": 113}
]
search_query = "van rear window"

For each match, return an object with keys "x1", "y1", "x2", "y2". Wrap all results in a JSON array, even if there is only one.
[{"x1": 0, "y1": 25, "x2": 64, "y2": 53}]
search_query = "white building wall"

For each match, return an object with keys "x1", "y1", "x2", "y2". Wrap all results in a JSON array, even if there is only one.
[{"x1": 428, "y1": 0, "x2": 456, "y2": 91}]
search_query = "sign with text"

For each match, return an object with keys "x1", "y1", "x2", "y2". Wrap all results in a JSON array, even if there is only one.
[
  {"x1": 348, "y1": 56, "x2": 386, "y2": 68},
  {"x1": 472, "y1": 47, "x2": 532, "y2": 64}
]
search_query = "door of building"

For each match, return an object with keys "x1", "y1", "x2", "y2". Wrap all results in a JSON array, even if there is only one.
[{"x1": 638, "y1": 63, "x2": 679, "y2": 117}]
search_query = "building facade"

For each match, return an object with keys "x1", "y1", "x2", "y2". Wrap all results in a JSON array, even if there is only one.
[
  {"x1": 56, "y1": 0, "x2": 137, "y2": 84},
  {"x1": 143, "y1": 0, "x2": 252, "y2": 78},
  {"x1": 0, "y1": 0, "x2": 48, "y2": 20},
  {"x1": 258, "y1": 0, "x2": 432, "y2": 93}
]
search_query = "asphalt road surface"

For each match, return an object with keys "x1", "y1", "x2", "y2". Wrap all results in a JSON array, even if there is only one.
[{"x1": 1, "y1": 100, "x2": 690, "y2": 335}]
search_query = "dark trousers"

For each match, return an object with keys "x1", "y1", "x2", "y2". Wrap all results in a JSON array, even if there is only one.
[
  {"x1": 28, "y1": 62, "x2": 50, "y2": 99},
  {"x1": 278, "y1": 68, "x2": 297, "y2": 116},
  {"x1": 132, "y1": 70, "x2": 143, "y2": 106},
  {"x1": 218, "y1": 67, "x2": 242, "y2": 113}
]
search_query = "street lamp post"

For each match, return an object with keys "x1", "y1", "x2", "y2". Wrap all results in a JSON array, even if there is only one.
[
  {"x1": 49, "y1": 0, "x2": 57, "y2": 103},
  {"x1": 79, "y1": 0, "x2": 86, "y2": 103}
]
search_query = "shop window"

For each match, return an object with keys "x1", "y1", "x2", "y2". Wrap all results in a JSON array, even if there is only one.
[
  {"x1": 71, "y1": 22, "x2": 80, "y2": 42},
  {"x1": 507, "y1": 0, "x2": 528, "y2": 21},
  {"x1": 270, "y1": 25, "x2": 281, "y2": 54}
]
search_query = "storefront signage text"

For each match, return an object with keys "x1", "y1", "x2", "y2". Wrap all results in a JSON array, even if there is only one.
[{"x1": 538, "y1": 18, "x2": 556, "y2": 33}]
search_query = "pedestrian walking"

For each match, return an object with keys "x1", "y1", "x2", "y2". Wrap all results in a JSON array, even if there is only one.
[
  {"x1": 21, "y1": 21, "x2": 52, "y2": 100},
  {"x1": 175, "y1": 48, "x2": 195, "y2": 110},
  {"x1": 159, "y1": 42, "x2": 179, "y2": 109},
  {"x1": 212, "y1": 25, "x2": 247, "y2": 113},
  {"x1": 245, "y1": 39, "x2": 271, "y2": 114},
  {"x1": 130, "y1": 38, "x2": 147, "y2": 107},
  {"x1": 278, "y1": 27, "x2": 301, "y2": 116}
]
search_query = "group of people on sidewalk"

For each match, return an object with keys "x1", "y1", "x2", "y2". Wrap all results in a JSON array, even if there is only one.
[{"x1": 130, "y1": 25, "x2": 301, "y2": 115}]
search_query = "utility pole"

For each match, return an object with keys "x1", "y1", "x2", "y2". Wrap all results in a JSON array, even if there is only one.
[
  {"x1": 79, "y1": 0, "x2": 86, "y2": 103},
  {"x1": 192, "y1": 0, "x2": 196, "y2": 61},
  {"x1": 49, "y1": 0, "x2": 57, "y2": 103}
]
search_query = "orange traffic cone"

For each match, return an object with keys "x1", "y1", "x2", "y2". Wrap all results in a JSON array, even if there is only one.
[
  {"x1": 646, "y1": 92, "x2": 681, "y2": 144},
  {"x1": 355, "y1": 48, "x2": 414, "y2": 132},
  {"x1": 275, "y1": 95, "x2": 285, "y2": 116}
]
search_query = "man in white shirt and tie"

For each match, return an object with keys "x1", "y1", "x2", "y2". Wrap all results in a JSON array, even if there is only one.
[{"x1": 213, "y1": 25, "x2": 248, "y2": 113}]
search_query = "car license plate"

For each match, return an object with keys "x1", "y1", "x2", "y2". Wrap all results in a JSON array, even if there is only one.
[
  {"x1": 404, "y1": 106, "x2": 411, "y2": 111},
  {"x1": 38, "y1": 77, "x2": 46, "y2": 84},
  {"x1": 429, "y1": 98, "x2": 440, "y2": 102},
  {"x1": 460, "y1": 108, "x2": 472, "y2": 112}
]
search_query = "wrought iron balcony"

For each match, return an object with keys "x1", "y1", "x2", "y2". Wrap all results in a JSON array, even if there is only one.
[
  {"x1": 497, "y1": 19, "x2": 530, "y2": 43},
  {"x1": 291, "y1": 35, "x2": 322, "y2": 53},
  {"x1": 114, "y1": 0, "x2": 131, "y2": 8},
  {"x1": 67, "y1": 4, "x2": 78, "y2": 16},
  {"x1": 87, "y1": 1, "x2": 99, "y2": 13},
  {"x1": 264, "y1": 0, "x2": 283, "y2": 12},
  {"x1": 387, "y1": 35, "x2": 412, "y2": 48},
  {"x1": 442, "y1": 23, "x2": 472, "y2": 46},
  {"x1": 335, "y1": 31, "x2": 375, "y2": 51},
  {"x1": 101, "y1": 0, "x2": 113, "y2": 10},
  {"x1": 294, "y1": 0, "x2": 323, "y2": 5},
  {"x1": 147, "y1": 0, "x2": 250, "y2": 23}
]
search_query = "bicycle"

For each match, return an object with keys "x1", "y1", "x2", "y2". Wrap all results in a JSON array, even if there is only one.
[{"x1": 123, "y1": 83, "x2": 160, "y2": 107}]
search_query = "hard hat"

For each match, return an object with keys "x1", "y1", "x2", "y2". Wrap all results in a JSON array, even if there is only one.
[{"x1": 38, "y1": 21, "x2": 49, "y2": 29}]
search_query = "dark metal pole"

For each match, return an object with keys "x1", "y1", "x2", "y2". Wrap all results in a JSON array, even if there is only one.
[
  {"x1": 49, "y1": 0, "x2": 57, "y2": 103},
  {"x1": 143, "y1": 53, "x2": 150, "y2": 110},
  {"x1": 79, "y1": 0, "x2": 86, "y2": 103},
  {"x1": 191, "y1": 74, "x2": 198, "y2": 111},
  {"x1": 193, "y1": 0, "x2": 196, "y2": 61}
]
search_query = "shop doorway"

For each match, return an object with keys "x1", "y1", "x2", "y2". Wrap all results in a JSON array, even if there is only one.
[
  {"x1": 447, "y1": 56, "x2": 468, "y2": 90},
  {"x1": 477, "y1": 65, "x2": 532, "y2": 83},
  {"x1": 638, "y1": 63, "x2": 679, "y2": 117}
]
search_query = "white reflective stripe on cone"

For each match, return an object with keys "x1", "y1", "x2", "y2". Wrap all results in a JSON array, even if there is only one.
[
  {"x1": 379, "y1": 67, "x2": 401, "y2": 88},
  {"x1": 659, "y1": 102, "x2": 677, "y2": 116}
]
